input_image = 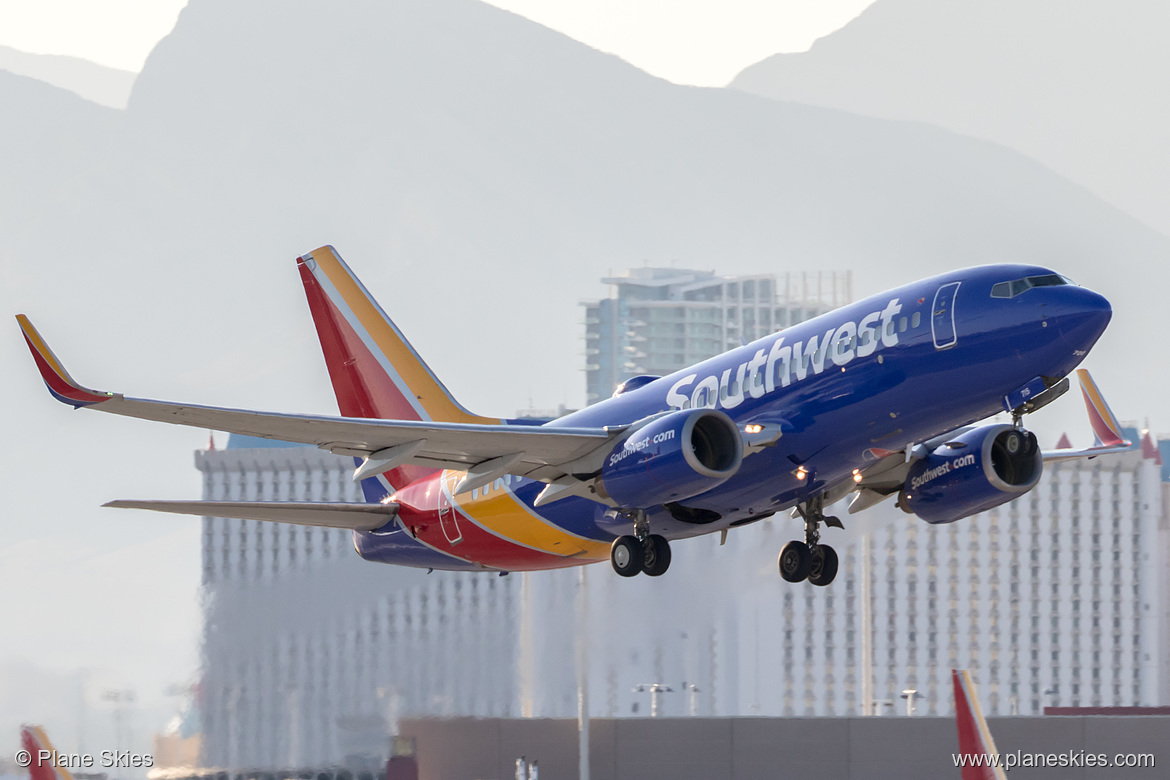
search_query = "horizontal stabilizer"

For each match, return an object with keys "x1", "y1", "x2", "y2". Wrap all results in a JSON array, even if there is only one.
[{"x1": 104, "y1": 500, "x2": 398, "y2": 531}]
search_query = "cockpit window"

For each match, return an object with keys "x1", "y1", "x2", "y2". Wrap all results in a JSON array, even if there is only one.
[
  {"x1": 1028, "y1": 274, "x2": 1073, "y2": 287},
  {"x1": 990, "y1": 274, "x2": 1074, "y2": 298}
]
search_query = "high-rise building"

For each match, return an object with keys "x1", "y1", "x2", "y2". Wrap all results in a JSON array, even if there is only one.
[
  {"x1": 705, "y1": 428, "x2": 1170, "y2": 717},
  {"x1": 196, "y1": 436, "x2": 520, "y2": 769},
  {"x1": 195, "y1": 430, "x2": 1170, "y2": 766},
  {"x1": 583, "y1": 268, "x2": 852, "y2": 405}
]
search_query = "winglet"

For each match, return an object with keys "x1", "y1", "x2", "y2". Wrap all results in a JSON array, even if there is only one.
[
  {"x1": 952, "y1": 670, "x2": 1007, "y2": 780},
  {"x1": 15, "y1": 315, "x2": 115, "y2": 408},
  {"x1": 1076, "y1": 369, "x2": 1128, "y2": 447}
]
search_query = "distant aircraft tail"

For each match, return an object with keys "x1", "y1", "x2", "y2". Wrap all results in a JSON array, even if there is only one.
[
  {"x1": 952, "y1": 670, "x2": 1008, "y2": 780},
  {"x1": 20, "y1": 725, "x2": 74, "y2": 780},
  {"x1": 297, "y1": 246, "x2": 500, "y2": 492}
]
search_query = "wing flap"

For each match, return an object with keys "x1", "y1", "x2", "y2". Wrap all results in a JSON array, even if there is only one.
[{"x1": 104, "y1": 500, "x2": 399, "y2": 530}]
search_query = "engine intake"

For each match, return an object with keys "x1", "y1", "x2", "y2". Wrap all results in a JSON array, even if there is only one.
[
  {"x1": 600, "y1": 408, "x2": 743, "y2": 508},
  {"x1": 899, "y1": 424, "x2": 1042, "y2": 524}
]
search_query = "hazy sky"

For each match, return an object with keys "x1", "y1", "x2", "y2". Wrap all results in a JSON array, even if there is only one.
[
  {"x1": 0, "y1": 0, "x2": 876, "y2": 85},
  {"x1": 0, "y1": 0, "x2": 881, "y2": 758},
  {"x1": 2, "y1": 0, "x2": 1167, "y2": 766}
]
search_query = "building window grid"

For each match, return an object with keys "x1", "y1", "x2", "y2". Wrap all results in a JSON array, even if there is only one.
[{"x1": 196, "y1": 433, "x2": 1163, "y2": 742}]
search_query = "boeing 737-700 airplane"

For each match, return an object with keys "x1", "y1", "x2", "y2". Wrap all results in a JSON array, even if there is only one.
[{"x1": 18, "y1": 246, "x2": 1131, "y2": 584}]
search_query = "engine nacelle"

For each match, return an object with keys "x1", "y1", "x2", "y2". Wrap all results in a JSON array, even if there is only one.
[
  {"x1": 600, "y1": 408, "x2": 743, "y2": 508},
  {"x1": 899, "y1": 424, "x2": 1042, "y2": 524}
]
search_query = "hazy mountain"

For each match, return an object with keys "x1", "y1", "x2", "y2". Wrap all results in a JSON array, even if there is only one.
[
  {"x1": 0, "y1": 45, "x2": 135, "y2": 108},
  {"x1": 731, "y1": 0, "x2": 1170, "y2": 236},
  {"x1": 0, "y1": 71, "x2": 121, "y2": 235},
  {"x1": 4, "y1": 0, "x2": 1169, "y2": 472}
]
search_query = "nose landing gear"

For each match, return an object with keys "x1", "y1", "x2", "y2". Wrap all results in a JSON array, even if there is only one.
[{"x1": 778, "y1": 496, "x2": 840, "y2": 586}]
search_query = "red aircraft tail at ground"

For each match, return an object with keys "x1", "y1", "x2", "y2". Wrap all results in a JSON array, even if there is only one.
[
  {"x1": 953, "y1": 669, "x2": 1008, "y2": 780},
  {"x1": 19, "y1": 726, "x2": 74, "y2": 780}
]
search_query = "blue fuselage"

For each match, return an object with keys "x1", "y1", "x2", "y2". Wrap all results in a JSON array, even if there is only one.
[{"x1": 357, "y1": 264, "x2": 1111, "y2": 570}]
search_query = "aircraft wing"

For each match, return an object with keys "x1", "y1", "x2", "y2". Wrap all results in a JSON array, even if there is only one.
[
  {"x1": 1039, "y1": 368, "x2": 1134, "y2": 461},
  {"x1": 17, "y1": 315, "x2": 617, "y2": 484},
  {"x1": 850, "y1": 368, "x2": 1132, "y2": 513}
]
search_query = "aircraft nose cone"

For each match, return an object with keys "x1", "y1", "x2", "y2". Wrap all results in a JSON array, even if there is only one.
[{"x1": 1053, "y1": 286, "x2": 1112, "y2": 348}]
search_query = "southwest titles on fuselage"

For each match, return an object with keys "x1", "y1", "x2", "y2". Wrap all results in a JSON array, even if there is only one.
[{"x1": 666, "y1": 298, "x2": 904, "y2": 413}]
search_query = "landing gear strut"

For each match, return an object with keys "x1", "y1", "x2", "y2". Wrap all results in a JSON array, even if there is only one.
[
  {"x1": 610, "y1": 510, "x2": 672, "y2": 577},
  {"x1": 778, "y1": 495, "x2": 840, "y2": 586}
]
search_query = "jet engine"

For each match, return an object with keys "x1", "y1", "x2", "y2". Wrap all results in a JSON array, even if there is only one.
[
  {"x1": 898, "y1": 424, "x2": 1042, "y2": 524},
  {"x1": 599, "y1": 408, "x2": 743, "y2": 508}
]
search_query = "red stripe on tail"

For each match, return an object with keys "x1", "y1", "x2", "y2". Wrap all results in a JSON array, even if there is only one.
[
  {"x1": 298, "y1": 260, "x2": 433, "y2": 489},
  {"x1": 1080, "y1": 387, "x2": 1124, "y2": 447},
  {"x1": 952, "y1": 671, "x2": 1002, "y2": 780},
  {"x1": 21, "y1": 726, "x2": 73, "y2": 780}
]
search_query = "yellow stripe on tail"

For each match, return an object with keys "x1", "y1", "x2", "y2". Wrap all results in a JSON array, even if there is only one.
[{"x1": 297, "y1": 245, "x2": 498, "y2": 425}]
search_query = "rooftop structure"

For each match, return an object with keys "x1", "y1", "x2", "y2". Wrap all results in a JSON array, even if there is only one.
[{"x1": 583, "y1": 267, "x2": 852, "y2": 405}]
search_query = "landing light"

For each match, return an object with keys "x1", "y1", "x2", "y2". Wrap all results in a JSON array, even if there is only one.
[
  {"x1": 795, "y1": 467, "x2": 807, "y2": 480},
  {"x1": 852, "y1": 469, "x2": 863, "y2": 483},
  {"x1": 745, "y1": 424, "x2": 764, "y2": 434}
]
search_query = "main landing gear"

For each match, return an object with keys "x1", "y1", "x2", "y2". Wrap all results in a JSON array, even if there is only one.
[
  {"x1": 779, "y1": 496, "x2": 840, "y2": 586},
  {"x1": 610, "y1": 510, "x2": 672, "y2": 578}
]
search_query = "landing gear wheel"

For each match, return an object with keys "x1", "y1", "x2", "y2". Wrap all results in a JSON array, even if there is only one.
[
  {"x1": 642, "y1": 534, "x2": 672, "y2": 577},
  {"x1": 611, "y1": 535, "x2": 645, "y2": 577},
  {"x1": 808, "y1": 544, "x2": 839, "y2": 587},
  {"x1": 778, "y1": 540, "x2": 812, "y2": 583},
  {"x1": 784, "y1": 494, "x2": 844, "y2": 584}
]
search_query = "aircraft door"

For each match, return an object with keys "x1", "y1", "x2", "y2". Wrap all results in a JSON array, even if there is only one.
[
  {"x1": 931, "y1": 282, "x2": 961, "y2": 349},
  {"x1": 437, "y1": 474, "x2": 463, "y2": 545}
]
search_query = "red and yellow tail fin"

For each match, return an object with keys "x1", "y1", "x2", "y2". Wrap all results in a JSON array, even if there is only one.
[
  {"x1": 20, "y1": 725, "x2": 75, "y2": 780},
  {"x1": 297, "y1": 246, "x2": 499, "y2": 491},
  {"x1": 953, "y1": 670, "x2": 1007, "y2": 780},
  {"x1": 297, "y1": 246, "x2": 497, "y2": 425}
]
